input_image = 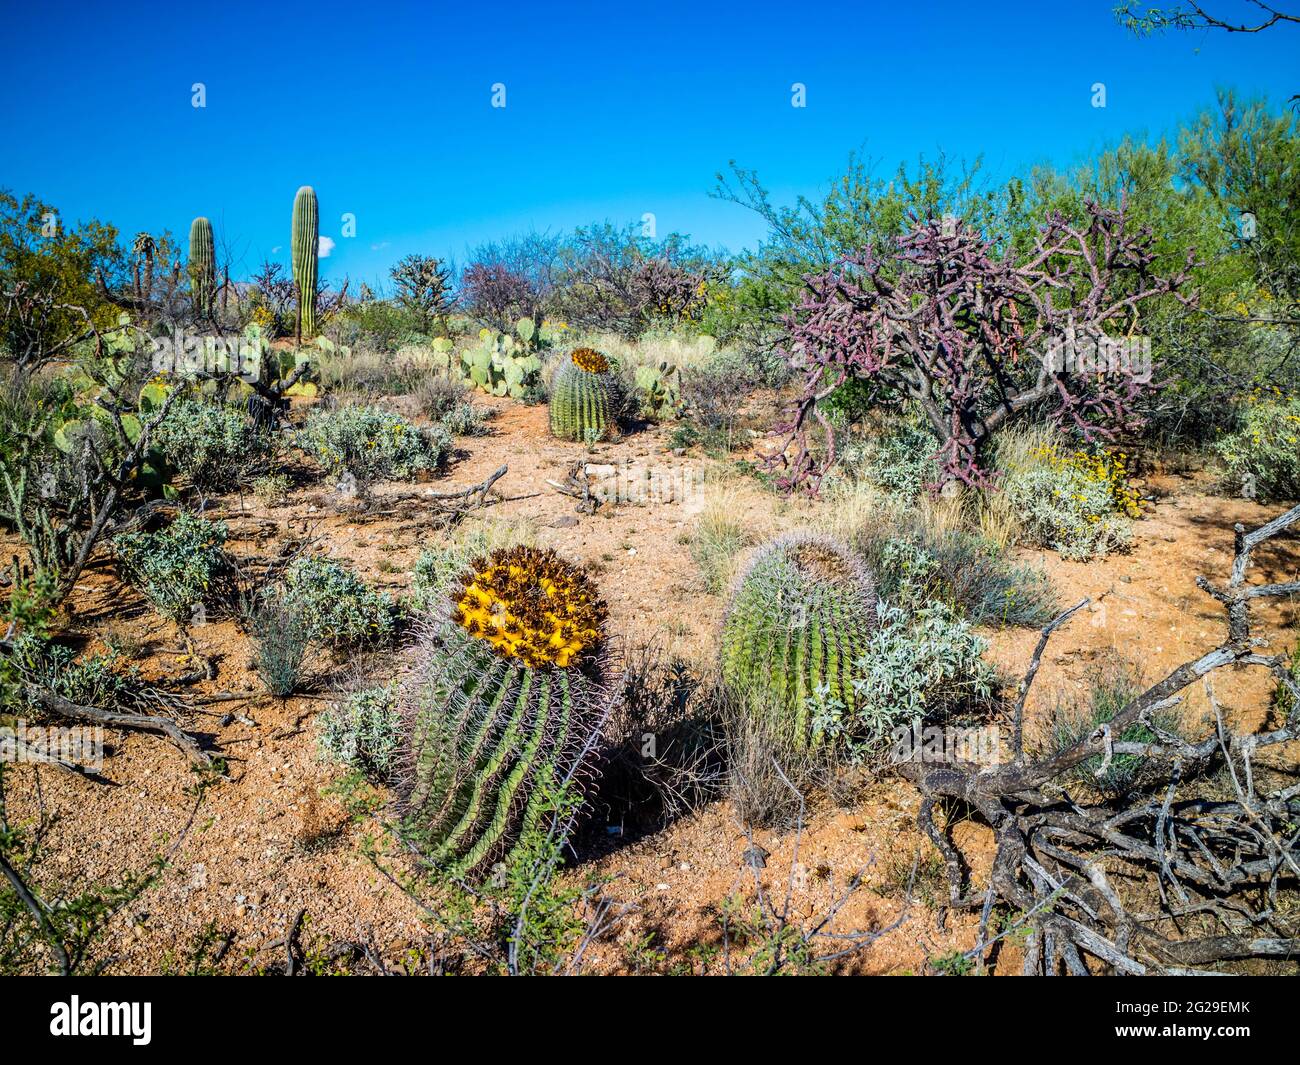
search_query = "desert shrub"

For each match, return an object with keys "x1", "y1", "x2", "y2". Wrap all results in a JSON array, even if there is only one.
[
  {"x1": 252, "y1": 472, "x2": 291, "y2": 503},
  {"x1": 410, "y1": 371, "x2": 470, "y2": 422},
  {"x1": 438, "y1": 400, "x2": 493, "y2": 437},
  {"x1": 846, "y1": 595, "x2": 996, "y2": 745},
  {"x1": 152, "y1": 397, "x2": 264, "y2": 493},
  {"x1": 246, "y1": 589, "x2": 310, "y2": 696},
  {"x1": 858, "y1": 525, "x2": 1057, "y2": 628},
  {"x1": 8, "y1": 634, "x2": 141, "y2": 711},
  {"x1": 297, "y1": 404, "x2": 451, "y2": 482},
  {"x1": 1214, "y1": 393, "x2": 1300, "y2": 502},
  {"x1": 689, "y1": 490, "x2": 749, "y2": 594},
  {"x1": 844, "y1": 419, "x2": 942, "y2": 500},
  {"x1": 284, "y1": 555, "x2": 399, "y2": 646},
  {"x1": 1274, "y1": 641, "x2": 1299, "y2": 717},
  {"x1": 679, "y1": 348, "x2": 755, "y2": 453},
  {"x1": 1048, "y1": 660, "x2": 1185, "y2": 798},
  {"x1": 317, "y1": 683, "x2": 402, "y2": 783},
  {"x1": 999, "y1": 441, "x2": 1136, "y2": 561},
  {"x1": 113, "y1": 512, "x2": 231, "y2": 623}
]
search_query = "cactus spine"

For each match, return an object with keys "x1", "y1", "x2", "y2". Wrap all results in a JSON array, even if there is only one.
[
  {"x1": 549, "y1": 348, "x2": 615, "y2": 443},
  {"x1": 292, "y1": 185, "x2": 319, "y2": 339},
  {"x1": 400, "y1": 546, "x2": 613, "y2": 881},
  {"x1": 720, "y1": 533, "x2": 877, "y2": 746},
  {"x1": 188, "y1": 217, "x2": 215, "y2": 319}
]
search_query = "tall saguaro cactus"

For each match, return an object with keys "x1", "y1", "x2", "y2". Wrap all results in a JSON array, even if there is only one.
[
  {"x1": 291, "y1": 185, "x2": 319, "y2": 340},
  {"x1": 188, "y1": 217, "x2": 215, "y2": 319}
]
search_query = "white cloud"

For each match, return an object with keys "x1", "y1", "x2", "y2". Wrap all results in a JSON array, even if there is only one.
[
  {"x1": 270, "y1": 245, "x2": 281, "y2": 254},
  {"x1": 370, "y1": 241, "x2": 390, "y2": 252},
  {"x1": 318, "y1": 236, "x2": 336, "y2": 258}
]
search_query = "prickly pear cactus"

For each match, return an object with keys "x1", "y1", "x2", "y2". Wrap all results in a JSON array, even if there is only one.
[
  {"x1": 188, "y1": 217, "x2": 215, "y2": 319},
  {"x1": 459, "y1": 330, "x2": 542, "y2": 399},
  {"x1": 399, "y1": 546, "x2": 614, "y2": 881},
  {"x1": 549, "y1": 348, "x2": 616, "y2": 443},
  {"x1": 720, "y1": 532, "x2": 877, "y2": 746},
  {"x1": 291, "y1": 186, "x2": 319, "y2": 338},
  {"x1": 634, "y1": 361, "x2": 679, "y2": 420}
]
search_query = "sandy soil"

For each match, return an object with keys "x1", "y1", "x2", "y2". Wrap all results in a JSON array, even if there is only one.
[{"x1": 5, "y1": 393, "x2": 1297, "y2": 975}]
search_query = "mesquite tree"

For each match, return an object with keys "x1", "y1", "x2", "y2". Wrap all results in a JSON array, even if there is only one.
[{"x1": 767, "y1": 198, "x2": 1195, "y2": 491}]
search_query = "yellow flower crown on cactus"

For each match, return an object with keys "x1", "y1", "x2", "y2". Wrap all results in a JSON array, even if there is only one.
[
  {"x1": 570, "y1": 347, "x2": 609, "y2": 374},
  {"x1": 453, "y1": 546, "x2": 608, "y2": 668}
]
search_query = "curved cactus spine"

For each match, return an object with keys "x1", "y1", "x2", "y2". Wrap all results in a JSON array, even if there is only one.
[
  {"x1": 188, "y1": 217, "x2": 215, "y2": 319},
  {"x1": 720, "y1": 532, "x2": 877, "y2": 746},
  {"x1": 549, "y1": 347, "x2": 615, "y2": 442},
  {"x1": 399, "y1": 546, "x2": 614, "y2": 882},
  {"x1": 291, "y1": 185, "x2": 319, "y2": 339}
]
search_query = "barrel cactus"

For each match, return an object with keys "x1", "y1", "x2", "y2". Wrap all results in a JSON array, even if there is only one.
[
  {"x1": 188, "y1": 217, "x2": 215, "y2": 319},
  {"x1": 291, "y1": 185, "x2": 319, "y2": 338},
  {"x1": 720, "y1": 532, "x2": 877, "y2": 746},
  {"x1": 549, "y1": 348, "x2": 616, "y2": 443},
  {"x1": 399, "y1": 545, "x2": 614, "y2": 881}
]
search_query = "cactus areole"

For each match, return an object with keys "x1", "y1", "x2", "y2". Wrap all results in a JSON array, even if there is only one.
[
  {"x1": 399, "y1": 546, "x2": 613, "y2": 881},
  {"x1": 292, "y1": 185, "x2": 319, "y2": 340}
]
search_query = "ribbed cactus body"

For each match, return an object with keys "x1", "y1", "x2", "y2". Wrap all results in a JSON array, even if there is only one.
[
  {"x1": 721, "y1": 533, "x2": 877, "y2": 746},
  {"x1": 549, "y1": 348, "x2": 615, "y2": 442},
  {"x1": 292, "y1": 186, "x2": 319, "y2": 338},
  {"x1": 188, "y1": 217, "x2": 215, "y2": 318},
  {"x1": 399, "y1": 546, "x2": 612, "y2": 882}
]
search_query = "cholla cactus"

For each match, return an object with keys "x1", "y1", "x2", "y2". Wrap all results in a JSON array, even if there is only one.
[
  {"x1": 720, "y1": 532, "x2": 876, "y2": 746},
  {"x1": 188, "y1": 217, "x2": 215, "y2": 319},
  {"x1": 399, "y1": 546, "x2": 614, "y2": 881},
  {"x1": 549, "y1": 347, "x2": 615, "y2": 442}
]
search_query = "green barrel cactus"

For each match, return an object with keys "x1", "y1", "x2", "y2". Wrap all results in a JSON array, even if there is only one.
[
  {"x1": 399, "y1": 545, "x2": 614, "y2": 881},
  {"x1": 549, "y1": 348, "x2": 615, "y2": 443},
  {"x1": 291, "y1": 185, "x2": 319, "y2": 338},
  {"x1": 720, "y1": 532, "x2": 877, "y2": 746},
  {"x1": 188, "y1": 217, "x2": 215, "y2": 319}
]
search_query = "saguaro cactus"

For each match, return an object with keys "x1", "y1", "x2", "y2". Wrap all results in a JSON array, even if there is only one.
[
  {"x1": 720, "y1": 532, "x2": 877, "y2": 746},
  {"x1": 549, "y1": 347, "x2": 615, "y2": 442},
  {"x1": 292, "y1": 185, "x2": 319, "y2": 339},
  {"x1": 399, "y1": 545, "x2": 614, "y2": 881},
  {"x1": 188, "y1": 217, "x2": 215, "y2": 319}
]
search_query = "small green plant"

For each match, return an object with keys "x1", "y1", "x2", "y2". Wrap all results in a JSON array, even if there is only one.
[
  {"x1": 283, "y1": 555, "x2": 399, "y2": 647},
  {"x1": 1215, "y1": 393, "x2": 1300, "y2": 502},
  {"x1": 842, "y1": 418, "x2": 941, "y2": 499},
  {"x1": 113, "y1": 512, "x2": 231, "y2": 623},
  {"x1": 438, "y1": 400, "x2": 494, "y2": 437},
  {"x1": 252, "y1": 472, "x2": 292, "y2": 503},
  {"x1": 153, "y1": 397, "x2": 264, "y2": 493},
  {"x1": 1000, "y1": 443, "x2": 1134, "y2": 560},
  {"x1": 246, "y1": 589, "x2": 310, "y2": 696},
  {"x1": 1048, "y1": 659, "x2": 1185, "y2": 797},
  {"x1": 317, "y1": 683, "x2": 402, "y2": 783},
  {"x1": 297, "y1": 405, "x2": 451, "y2": 482},
  {"x1": 859, "y1": 526, "x2": 1057, "y2": 628}
]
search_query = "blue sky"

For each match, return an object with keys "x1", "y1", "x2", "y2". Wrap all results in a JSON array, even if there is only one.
[{"x1": 1, "y1": 0, "x2": 1296, "y2": 289}]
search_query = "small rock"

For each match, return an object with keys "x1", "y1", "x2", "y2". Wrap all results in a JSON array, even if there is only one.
[{"x1": 549, "y1": 515, "x2": 579, "y2": 529}]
